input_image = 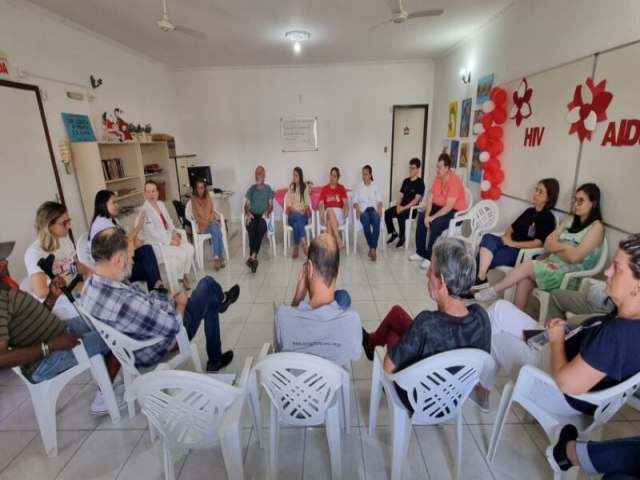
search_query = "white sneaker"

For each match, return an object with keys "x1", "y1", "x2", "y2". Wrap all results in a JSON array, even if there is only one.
[
  {"x1": 409, "y1": 253, "x2": 424, "y2": 262},
  {"x1": 420, "y1": 259, "x2": 431, "y2": 269},
  {"x1": 90, "y1": 391, "x2": 126, "y2": 416},
  {"x1": 474, "y1": 287, "x2": 498, "y2": 302}
]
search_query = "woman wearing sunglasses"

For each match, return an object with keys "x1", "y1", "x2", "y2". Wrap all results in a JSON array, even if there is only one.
[
  {"x1": 475, "y1": 183, "x2": 604, "y2": 310},
  {"x1": 25, "y1": 201, "x2": 89, "y2": 302}
]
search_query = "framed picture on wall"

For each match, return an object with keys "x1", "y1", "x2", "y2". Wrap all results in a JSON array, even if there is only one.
[
  {"x1": 460, "y1": 98, "x2": 472, "y2": 137},
  {"x1": 476, "y1": 73, "x2": 495, "y2": 105},
  {"x1": 450, "y1": 140, "x2": 460, "y2": 166},
  {"x1": 472, "y1": 109, "x2": 485, "y2": 136},
  {"x1": 447, "y1": 101, "x2": 458, "y2": 137},
  {"x1": 459, "y1": 142, "x2": 469, "y2": 169},
  {"x1": 441, "y1": 139, "x2": 451, "y2": 154},
  {"x1": 470, "y1": 145, "x2": 482, "y2": 183}
]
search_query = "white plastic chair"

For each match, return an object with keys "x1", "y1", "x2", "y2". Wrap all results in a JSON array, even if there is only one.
[
  {"x1": 241, "y1": 210, "x2": 277, "y2": 258},
  {"x1": 445, "y1": 187, "x2": 474, "y2": 237},
  {"x1": 76, "y1": 232, "x2": 95, "y2": 269},
  {"x1": 368, "y1": 346, "x2": 494, "y2": 480},
  {"x1": 316, "y1": 208, "x2": 350, "y2": 256},
  {"x1": 388, "y1": 200, "x2": 423, "y2": 250},
  {"x1": 76, "y1": 305, "x2": 203, "y2": 419},
  {"x1": 487, "y1": 365, "x2": 640, "y2": 480},
  {"x1": 533, "y1": 238, "x2": 608, "y2": 324},
  {"x1": 124, "y1": 361, "x2": 262, "y2": 480},
  {"x1": 447, "y1": 200, "x2": 499, "y2": 252},
  {"x1": 254, "y1": 352, "x2": 348, "y2": 480},
  {"x1": 352, "y1": 206, "x2": 385, "y2": 254},
  {"x1": 185, "y1": 200, "x2": 230, "y2": 269},
  {"x1": 282, "y1": 192, "x2": 315, "y2": 257},
  {"x1": 12, "y1": 307, "x2": 121, "y2": 457}
]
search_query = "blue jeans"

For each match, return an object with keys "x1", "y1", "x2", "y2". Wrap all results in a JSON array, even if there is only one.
[
  {"x1": 204, "y1": 222, "x2": 224, "y2": 257},
  {"x1": 288, "y1": 212, "x2": 309, "y2": 245},
  {"x1": 334, "y1": 289, "x2": 351, "y2": 309},
  {"x1": 183, "y1": 276, "x2": 223, "y2": 364},
  {"x1": 29, "y1": 316, "x2": 110, "y2": 383},
  {"x1": 415, "y1": 205, "x2": 456, "y2": 260},
  {"x1": 130, "y1": 244, "x2": 163, "y2": 291},
  {"x1": 478, "y1": 234, "x2": 521, "y2": 269},
  {"x1": 360, "y1": 208, "x2": 381, "y2": 249},
  {"x1": 577, "y1": 436, "x2": 640, "y2": 478}
]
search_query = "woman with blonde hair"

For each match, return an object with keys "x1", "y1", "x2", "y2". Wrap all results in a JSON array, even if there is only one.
[{"x1": 24, "y1": 201, "x2": 89, "y2": 302}]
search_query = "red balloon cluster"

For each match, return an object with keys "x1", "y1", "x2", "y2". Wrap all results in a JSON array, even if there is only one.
[{"x1": 476, "y1": 86, "x2": 508, "y2": 200}]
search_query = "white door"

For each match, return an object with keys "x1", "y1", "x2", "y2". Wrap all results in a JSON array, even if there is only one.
[
  {"x1": 390, "y1": 106, "x2": 427, "y2": 202},
  {"x1": 0, "y1": 82, "x2": 63, "y2": 281}
]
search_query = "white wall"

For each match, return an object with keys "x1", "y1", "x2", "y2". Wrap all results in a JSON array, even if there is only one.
[
  {"x1": 430, "y1": 0, "x2": 640, "y2": 256},
  {"x1": 171, "y1": 61, "x2": 435, "y2": 219},
  {"x1": 0, "y1": 0, "x2": 183, "y2": 236}
]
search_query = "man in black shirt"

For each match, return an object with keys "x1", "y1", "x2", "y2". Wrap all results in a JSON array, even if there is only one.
[{"x1": 384, "y1": 158, "x2": 426, "y2": 248}]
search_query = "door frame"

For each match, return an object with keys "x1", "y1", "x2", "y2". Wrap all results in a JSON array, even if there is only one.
[{"x1": 388, "y1": 104, "x2": 429, "y2": 202}]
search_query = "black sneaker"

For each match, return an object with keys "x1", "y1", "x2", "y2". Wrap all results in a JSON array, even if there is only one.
[
  {"x1": 219, "y1": 285, "x2": 240, "y2": 313},
  {"x1": 470, "y1": 277, "x2": 490, "y2": 291},
  {"x1": 251, "y1": 259, "x2": 259, "y2": 273},
  {"x1": 387, "y1": 233, "x2": 398, "y2": 245},
  {"x1": 546, "y1": 424, "x2": 578, "y2": 473},
  {"x1": 206, "y1": 350, "x2": 234, "y2": 371},
  {"x1": 396, "y1": 237, "x2": 405, "y2": 248},
  {"x1": 246, "y1": 258, "x2": 254, "y2": 269},
  {"x1": 361, "y1": 328, "x2": 373, "y2": 361}
]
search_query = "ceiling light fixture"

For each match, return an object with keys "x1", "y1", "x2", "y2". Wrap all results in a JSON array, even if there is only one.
[
  {"x1": 285, "y1": 30, "x2": 310, "y2": 54},
  {"x1": 460, "y1": 68, "x2": 471, "y2": 84}
]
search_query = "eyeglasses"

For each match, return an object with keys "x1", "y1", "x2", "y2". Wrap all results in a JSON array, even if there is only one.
[
  {"x1": 534, "y1": 187, "x2": 547, "y2": 195},
  {"x1": 571, "y1": 196, "x2": 587, "y2": 206},
  {"x1": 54, "y1": 219, "x2": 72, "y2": 227}
]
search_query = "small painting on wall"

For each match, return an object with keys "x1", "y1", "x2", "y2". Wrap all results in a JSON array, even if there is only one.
[
  {"x1": 448, "y1": 101, "x2": 458, "y2": 137},
  {"x1": 470, "y1": 145, "x2": 482, "y2": 183},
  {"x1": 460, "y1": 98, "x2": 472, "y2": 137},
  {"x1": 476, "y1": 73, "x2": 495, "y2": 105},
  {"x1": 450, "y1": 140, "x2": 460, "y2": 167},
  {"x1": 459, "y1": 142, "x2": 469, "y2": 169},
  {"x1": 472, "y1": 109, "x2": 485, "y2": 136},
  {"x1": 441, "y1": 139, "x2": 451, "y2": 154}
]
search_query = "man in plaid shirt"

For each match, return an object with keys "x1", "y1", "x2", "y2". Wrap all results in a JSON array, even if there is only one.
[{"x1": 81, "y1": 228, "x2": 239, "y2": 371}]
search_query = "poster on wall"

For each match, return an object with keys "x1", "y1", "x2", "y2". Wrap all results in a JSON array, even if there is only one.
[
  {"x1": 460, "y1": 98, "x2": 472, "y2": 137},
  {"x1": 447, "y1": 101, "x2": 458, "y2": 137},
  {"x1": 61, "y1": 113, "x2": 96, "y2": 142},
  {"x1": 470, "y1": 145, "x2": 482, "y2": 183},
  {"x1": 441, "y1": 139, "x2": 451, "y2": 154},
  {"x1": 476, "y1": 73, "x2": 495, "y2": 105},
  {"x1": 450, "y1": 140, "x2": 460, "y2": 166},
  {"x1": 459, "y1": 142, "x2": 469, "y2": 169},
  {"x1": 281, "y1": 117, "x2": 319, "y2": 152},
  {"x1": 472, "y1": 109, "x2": 485, "y2": 136}
]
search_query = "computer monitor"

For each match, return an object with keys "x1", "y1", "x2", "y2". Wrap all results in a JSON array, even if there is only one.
[{"x1": 187, "y1": 166, "x2": 213, "y2": 189}]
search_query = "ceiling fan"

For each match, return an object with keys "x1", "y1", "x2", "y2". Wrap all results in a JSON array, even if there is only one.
[
  {"x1": 157, "y1": 0, "x2": 207, "y2": 39},
  {"x1": 371, "y1": 0, "x2": 444, "y2": 29}
]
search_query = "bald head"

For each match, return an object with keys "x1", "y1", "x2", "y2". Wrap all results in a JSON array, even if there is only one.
[
  {"x1": 308, "y1": 233, "x2": 339, "y2": 287},
  {"x1": 255, "y1": 165, "x2": 266, "y2": 185},
  {"x1": 91, "y1": 227, "x2": 128, "y2": 262}
]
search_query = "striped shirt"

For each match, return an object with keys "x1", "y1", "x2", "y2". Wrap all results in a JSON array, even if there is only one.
[{"x1": 0, "y1": 283, "x2": 66, "y2": 374}]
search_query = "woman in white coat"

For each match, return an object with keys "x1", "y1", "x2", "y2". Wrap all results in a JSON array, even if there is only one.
[{"x1": 139, "y1": 180, "x2": 195, "y2": 289}]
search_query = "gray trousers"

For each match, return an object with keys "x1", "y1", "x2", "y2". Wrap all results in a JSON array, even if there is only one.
[{"x1": 546, "y1": 289, "x2": 597, "y2": 327}]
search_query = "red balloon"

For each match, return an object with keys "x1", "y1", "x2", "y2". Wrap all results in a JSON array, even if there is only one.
[
  {"x1": 493, "y1": 106, "x2": 508, "y2": 124},
  {"x1": 485, "y1": 157, "x2": 500, "y2": 173},
  {"x1": 492, "y1": 87, "x2": 508, "y2": 106},
  {"x1": 488, "y1": 125, "x2": 503, "y2": 140},
  {"x1": 493, "y1": 168, "x2": 505, "y2": 184},
  {"x1": 481, "y1": 190, "x2": 491, "y2": 200},
  {"x1": 488, "y1": 140, "x2": 504, "y2": 157},
  {"x1": 484, "y1": 172, "x2": 495, "y2": 184},
  {"x1": 488, "y1": 185, "x2": 501, "y2": 200},
  {"x1": 476, "y1": 133, "x2": 490, "y2": 150},
  {"x1": 482, "y1": 113, "x2": 494, "y2": 130}
]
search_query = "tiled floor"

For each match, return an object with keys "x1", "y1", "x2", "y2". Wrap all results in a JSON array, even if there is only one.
[{"x1": 1, "y1": 225, "x2": 638, "y2": 479}]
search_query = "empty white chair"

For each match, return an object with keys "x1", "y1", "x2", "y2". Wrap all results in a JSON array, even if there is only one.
[
  {"x1": 316, "y1": 209, "x2": 350, "y2": 256},
  {"x1": 282, "y1": 191, "x2": 315, "y2": 257},
  {"x1": 76, "y1": 305, "x2": 203, "y2": 419},
  {"x1": 124, "y1": 360, "x2": 262, "y2": 480},
  {"x1": 241, "y1": 210, "x2": 277, "y2": 258},
  {"x1": 254, "y1": 352, "x2": 348, "y2": 480},
  {"x1": 487, "y1": 365, "x2": 640, "y2": 480},
  {"x1": 447, "y1": 200, "x2": 499, "y2": 252},
  {"x1": 185, "y1": 200, "x2": 230, "y2": 269},
  {"x1": 368, "y1": 346, "x2": 494, "y2": 480},
  {"x1": 445, "y1": 187, "x2": 474, "y2": 237},
  {"x1": 352, "y1": 205, "x2": 385, "y2": 254},
  {"x1": 533, "y1": 238, "x2": 608, "y2": 324},
  {"x1": 12, "y1": 307, "x2": 121, "y2": 457},
  {"x1": 75, "y1": 232, "x2": 95, "y2": 269}
]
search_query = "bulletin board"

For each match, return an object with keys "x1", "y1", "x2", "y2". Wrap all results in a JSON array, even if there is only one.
[{"x1": 280, "y1": 117, "x2": 318, "y2": 152}]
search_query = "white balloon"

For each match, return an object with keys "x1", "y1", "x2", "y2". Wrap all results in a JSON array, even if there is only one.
[
  {"x1": 482, "y1": 100, "x2": 495, "y2": 113},
  {"x1": 473, "y1": 123, "x2": 484, "y2": 135},
  {"x1": 481, "y1": 180, "x2": 491, "y2": 191},
  {"x1": 479, "y1": 151, "x2": 490, "y2": 163}
]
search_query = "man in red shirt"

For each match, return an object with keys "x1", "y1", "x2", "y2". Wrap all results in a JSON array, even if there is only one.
[{"x1": 410, "y1": 153, "x2": 465, "y2": 269}]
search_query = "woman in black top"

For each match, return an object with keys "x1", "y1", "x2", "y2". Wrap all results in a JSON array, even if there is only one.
[{"x1": 473, "y1": 178, "x2": 559, "y2": 288}]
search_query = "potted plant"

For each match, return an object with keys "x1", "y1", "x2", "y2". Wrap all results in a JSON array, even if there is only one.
[{"x1": 144, "y1": 124, "x2": 153, "y2": 142}]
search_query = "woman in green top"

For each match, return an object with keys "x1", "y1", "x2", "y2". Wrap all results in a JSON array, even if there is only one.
[
  {"x1": 244, "y1": 165, "x2": 273, "y2": 273},
  {"x1": 475, "y1": 183, "x2": 604, "y2": 310}
]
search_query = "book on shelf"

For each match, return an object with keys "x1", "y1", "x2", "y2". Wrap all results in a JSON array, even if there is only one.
[{"x1": 101, "y1": 157, "x2": 125, "y2": 180}]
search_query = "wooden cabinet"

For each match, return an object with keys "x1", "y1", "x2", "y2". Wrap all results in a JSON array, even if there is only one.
[{"x1": 72, "y1": 141, "x2": 176, "y2": 228}]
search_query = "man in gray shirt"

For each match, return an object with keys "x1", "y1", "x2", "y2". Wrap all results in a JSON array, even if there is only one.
[{"x1": 274, "y1": 233, "x2": 362, "y2": 367}]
